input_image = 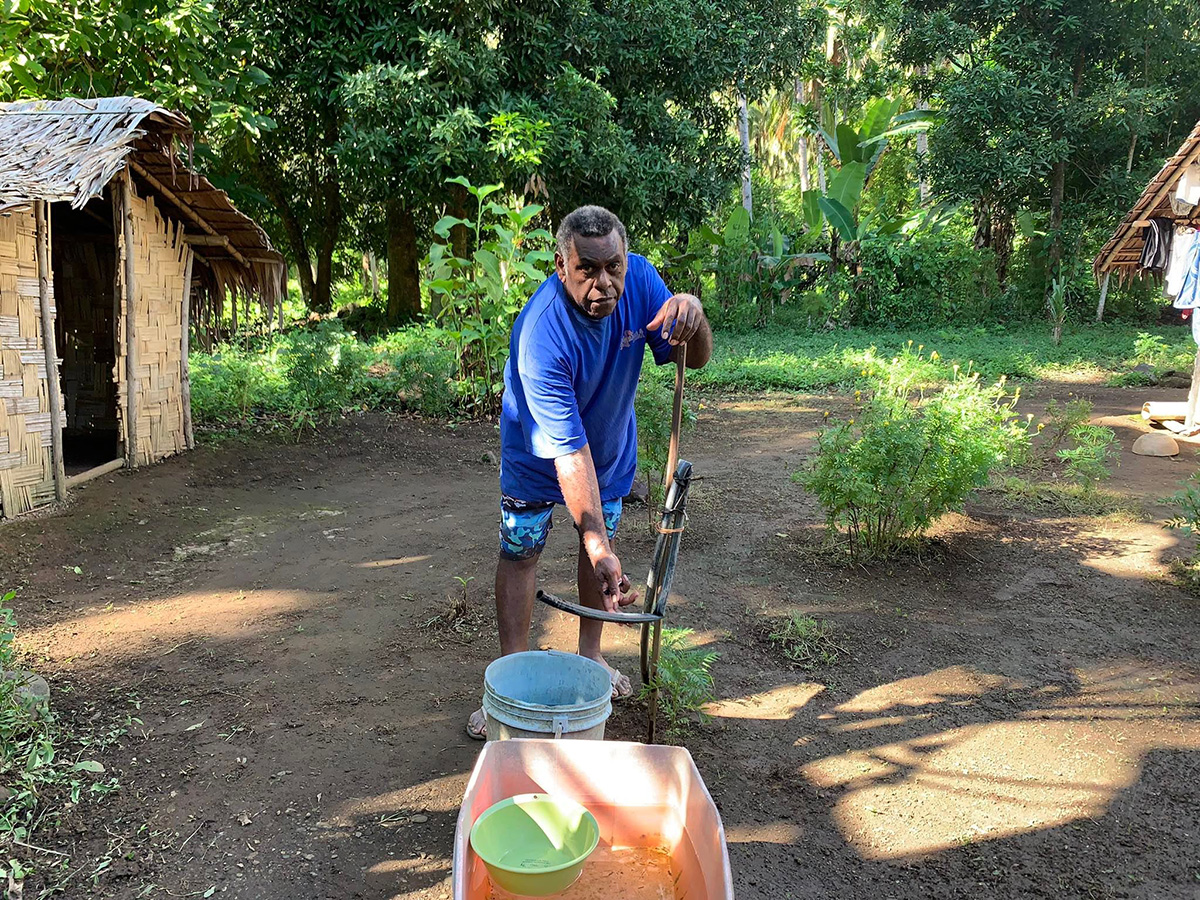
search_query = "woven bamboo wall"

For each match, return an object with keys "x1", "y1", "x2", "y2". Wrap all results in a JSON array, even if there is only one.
[
  {"x1": 54, "y1": 231, "x2": 117, "y2": 433},
  {"x1": 0, "y1": 209, "x2": 60, "y2": 517},
  {"x1": 115, "y1": 188, "x2": 187, "y2": 467}
]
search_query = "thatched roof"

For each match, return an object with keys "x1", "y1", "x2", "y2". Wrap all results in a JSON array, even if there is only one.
[
  {"x1": 1094, "y1": 118, "x2": 1200, "y2": 281},
  {"x1": 0, "y1": 97, "x2": 284, "y2": 305}
]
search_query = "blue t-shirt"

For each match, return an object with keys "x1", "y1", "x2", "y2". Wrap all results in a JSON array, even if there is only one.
[{"x1": 500, "y1": 253, "x2": 675, "y2": 503}]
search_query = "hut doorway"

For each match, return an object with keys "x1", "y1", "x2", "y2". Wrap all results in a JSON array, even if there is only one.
[{"x1": 50, "y1": 195, "x2": 122, "y2": 474}]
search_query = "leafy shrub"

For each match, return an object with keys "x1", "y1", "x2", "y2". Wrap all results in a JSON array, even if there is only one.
[
  {"x1": 640, "y1": 628, "x2": 718, "y2": 736},
  {"x1": 1040, "y1": 397, "x2": 1093, "y2": 451},
  {"x1": 1056, "y1": 424, "x2": 1117, "y2": 490},
  {"x1": 852, "y1": 230, "x2": 1000, "y2": 327},
  {"x1": 798, "y1": 351, "x2": 1028, "y2": 558},
  {"x1": 427, "y1": 178, "x2": 554, "y2": 415},
  {"x1": 1133, "y1": 331, "x2": 1170, "y2": 368},
  {"x1": 768, "y1": 614, "x2": 843, "y2": 669},
  {"x1": 190, "y1": 322, "x2": 458, "y2": 430},
  {"x1": 1166, "y1": 475, "x2": 1200, "y2": 587}
]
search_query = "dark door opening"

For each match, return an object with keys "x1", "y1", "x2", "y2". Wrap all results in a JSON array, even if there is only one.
[{"x1": 51, "y1": 195, "x2": 121, "y2": 474}]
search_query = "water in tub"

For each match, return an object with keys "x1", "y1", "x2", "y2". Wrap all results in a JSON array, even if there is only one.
[{"x1": 486, "y1": 805, "x2": 703, "y2": 900}]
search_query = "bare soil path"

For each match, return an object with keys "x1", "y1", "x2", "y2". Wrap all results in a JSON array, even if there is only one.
[{"x1": 2, "y1": 386, "x2": 1198, "y2": 900}]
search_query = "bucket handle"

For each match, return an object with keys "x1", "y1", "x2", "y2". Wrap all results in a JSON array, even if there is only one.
[{"x1": 552, "y1": 715, "x2": 569, "y2": 739}]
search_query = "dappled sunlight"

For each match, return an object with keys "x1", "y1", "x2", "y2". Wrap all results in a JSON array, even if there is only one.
[
  {"x1": 356, "y1": 555, "x2": 432, "y2": 569},
  {"x1": 1078, "y1": 526, "x2": 1178, "y2": 577},
  {"x1": 831, "y1": 665, "x2": 1023, "y2": 715},
  {"x1": 335, "y1": 773, "x2": 467, "y2": 821},
  {"x1": 725, "y1": 820, "x2": 803, "y2": 845},
  {"x1": 707, "y1": 683, "x2": 824, "y2": 720},
  {"x1": 20, "y1": 588, "x2": 322, "y2": 661},
  {"x1": 800, "y1": 663, "x2": 1200, "y2": 860}
]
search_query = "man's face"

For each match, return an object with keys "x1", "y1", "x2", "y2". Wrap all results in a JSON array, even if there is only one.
[{"x1": 555, "y1": 230, "x2": 627, "y2": 320}]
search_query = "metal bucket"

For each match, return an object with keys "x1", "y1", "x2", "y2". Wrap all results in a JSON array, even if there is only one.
[{"x1": 482, "y1": 651, "x2": 612, "y2": 741}]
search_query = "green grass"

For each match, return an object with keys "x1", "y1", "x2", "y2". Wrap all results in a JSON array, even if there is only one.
[
  {"x1": 689, "y1": 323, "x2": 1197, "y2": 393},
  {"x1": 190, "y1": 312, "x2": 1194, "y2": 436},
  {"x1": 0, "y1": 592, "x2": 128, "y2": 893},
  {"x1": 768, "y1": 614, "x2": 844, "y2": 669}
]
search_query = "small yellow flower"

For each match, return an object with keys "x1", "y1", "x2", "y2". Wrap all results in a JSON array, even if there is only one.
[
  {"x1": 1037, "y1": 423, "x2": 1045, "y2": 431},
  {"x1": 930, "y1": 351, "x2": 939, "y2": 360},
  {"x1": 848, "y1": 418, "x2": 855, "y2": 425}
]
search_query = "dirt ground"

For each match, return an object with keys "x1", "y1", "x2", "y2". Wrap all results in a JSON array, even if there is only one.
[{"x1": 2, "y1": 384, "x2": 1199, "y2": 900}]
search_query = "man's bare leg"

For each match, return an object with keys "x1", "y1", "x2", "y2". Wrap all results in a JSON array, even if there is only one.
[
  {"x1": 577, "y1": 539, "x2": 633, "y2": 698},
  {"x1": 496, "y1": 555, "x2": 539, "y2": 655},
  {"x1": 468, "y1": 555, "x2": 540, "y2": 739}
]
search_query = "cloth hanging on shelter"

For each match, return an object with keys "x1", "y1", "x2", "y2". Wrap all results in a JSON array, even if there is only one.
[
  {"x1": 1140, "y1": 217, "x2": 1174, "y2": 272},
  {"x1": 1172, "y1": 228, "x2": 1200, "y2": 345},
  {"x1": 1172, "y1": 162, "x2": 1200, "y2": 217},
  {"x1": 1166, "y1": 226, "x2": 1198, "y2": 298}
]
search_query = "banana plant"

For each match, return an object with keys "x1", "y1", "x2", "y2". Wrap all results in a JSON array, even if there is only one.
[{"x1": 802, "y1": 97, "x2": 936, "y2": 248}]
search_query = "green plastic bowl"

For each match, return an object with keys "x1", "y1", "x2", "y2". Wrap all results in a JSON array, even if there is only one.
[{"x1": 469, "y1": 793, "x2": 600, "y2": 896}]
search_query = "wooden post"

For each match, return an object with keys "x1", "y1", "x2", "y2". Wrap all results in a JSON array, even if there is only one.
[
  {"x1": 119, "y1": 166, "x2": 139, "y2": 468},
  {"x1": 1096, "y1": 271, "x2": 1111, "y2": 323},
  {"x1": 1186, "y1": 346, "x2": 1200, "y2": 432},
  {"x1": 180, "y1": 248, "x2": 195, "y2": 451},
  {"x1": 34, "y1": 201, "x2": 66, "y2": 502}
]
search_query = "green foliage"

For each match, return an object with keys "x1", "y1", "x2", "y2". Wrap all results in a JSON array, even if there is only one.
[
  {"x1": 992, "y1": 477, "x2": 1142, "y2": 518},
  {"x1": 189, "y1": 322, "x2": 458, "y2": 431},
  {"x1": 427, "y1": 179, "x2": 554, "y2": 415},
  {"x1": 1166, "y1": 474, "x2": 1200, "y2": 570},
  {"x1": 640, "y1": 628, "x2": 719, "y2": 736},
  {"x1": 850, "y1": 229, "x2": 999, "y2": 326},
  {"x1": 1041, "y1": 398, "x2": 1094, "y2": 451},
  {"x1": 688, "y1": 324, "x2": 1199, "y2": 394},
  {"x1": 1056, "y1": 424, "x2": 1117, "y2": 491},
  {"x1": 0, "y1": 592, "x2": 121, "y2": 888},
  {"x1": 1133, "y1": 332, "x2": 1171, "y2": 369},
  {"x1": 0, "y1": 0, "x2": 270, "y2": 136},
  {"x1": 798, "y1": 351, "x2": 1028, "y2": 558},
  {"x1": 768, "y1": 614, "x2": 843, "y2": 669}
]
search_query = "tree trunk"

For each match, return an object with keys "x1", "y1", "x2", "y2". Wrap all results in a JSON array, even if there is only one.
[
  {"x1": 1045, "y1": 51, "x2": 1085, "y2": 306},
  {"x1": 368, "y1": 250, "x2": 380, "y2": 301},
  {"x1": 795, "y1": 79, "x2": 810, "y2": 193},
  {"x1": 738, "y1": 90, "x2": 753, "y2": 218},
  {"x1": 386, "y1": 200, "x2": 421, "y2": 324},
  {"x1": 992, "y1": 211, "x2": 1015, "y2": 289},
  {"x1": 916, "y1": 66, "x2": 930, "y2": 203},
  {"x1": 1044, "y1": 158, "x2": 1067, "y2": 296}
]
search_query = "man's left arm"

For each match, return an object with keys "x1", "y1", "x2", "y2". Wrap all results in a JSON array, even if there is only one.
[{"x1": 646, "y1": 293, "x2": 712, "y2": 369}]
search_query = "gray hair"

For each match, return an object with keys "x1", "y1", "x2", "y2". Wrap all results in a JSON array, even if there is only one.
[{"x1": 556, "y1": 205, "x2": 628, "y2": 258}]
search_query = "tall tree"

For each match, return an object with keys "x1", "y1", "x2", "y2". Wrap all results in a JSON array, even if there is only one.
[
  {"x1": 0, "y1": 0, "x2": 267, "y2": 136},
  {"x1": 883, "y1": 0, "x2": 1200, "y2": 292}
]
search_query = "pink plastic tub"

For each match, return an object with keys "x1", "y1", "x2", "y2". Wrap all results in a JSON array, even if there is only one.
[{"x1": 453, "y1": 739, "x2": 734, "y2": 899}]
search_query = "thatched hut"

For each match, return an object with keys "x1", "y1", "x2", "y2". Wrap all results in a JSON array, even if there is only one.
[
  {"x1": 0, "y1": 97, "x2": 284, "y2": 518},
  {"x1": 1094, "y1": 118, "x2": 1200, "y2": 285},
  {"x1": 1095, "y1": 118, "x2": 1200, "y2": 435}
]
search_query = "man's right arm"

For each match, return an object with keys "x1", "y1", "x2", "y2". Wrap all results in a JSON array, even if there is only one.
[{"x1": 554, "y1": 445, "x2": 634, "y2": 612}]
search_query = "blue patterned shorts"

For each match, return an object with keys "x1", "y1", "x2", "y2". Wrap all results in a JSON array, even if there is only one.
[{"x1": 499, "y1": 495, "x2": 623, "y2": 561}]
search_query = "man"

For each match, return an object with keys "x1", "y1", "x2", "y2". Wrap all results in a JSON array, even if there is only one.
[{"x1": 467, "y1": 205, "x2": 712, "y2": 739}]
